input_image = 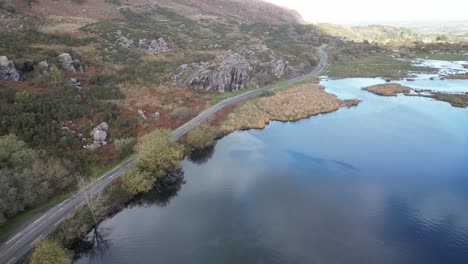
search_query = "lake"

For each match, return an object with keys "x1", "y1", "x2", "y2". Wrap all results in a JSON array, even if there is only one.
[{"x1": 76, "y1": 76, "x2": 468, "y2": 264}]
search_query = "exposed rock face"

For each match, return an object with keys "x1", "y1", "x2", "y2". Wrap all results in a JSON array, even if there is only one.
[
  {"x1": 150, "y1": 112, "x2": 160, "y2": 119},
  {"x1": 138, "y1": 109, "x2": 147, "y2": 120},
  {"x1": 171, "y1": 46, "x2": 302, "y2": 92},
  {"x1": 70, "y1": 78, "x2": 81, "y2": 89},
  {"x1": 139, "y1": 38, "x2": 170, "y2": 55},
  {"x1": 85, "y1": 122, "x2": 109, "y2": 150},
  {"x1": 172, "y1": 53, "x2": 255, "y2": 92},
  {"x1": 0, "y1": 56, "x2": 21, "y2": 81},
  {"x1": 115, "y1": 30, "x2": 134, "y2": 49},
  {"x1": 38, "y1": 60, "x2": 50, "y2": 74},
  {"x1": 58, "y1": 53, "x2": 75, "y2": 72},
  {"x1": 58, "y1": 53, "x2": 85, "y2": 73},
  {"x1": 115, "y1": 30, "x2": 170, "y2": 55}
]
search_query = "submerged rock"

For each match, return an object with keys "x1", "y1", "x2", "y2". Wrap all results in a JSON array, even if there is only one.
[{"x1": 0, "y1": 56, "x2": 21, "y2": 81}]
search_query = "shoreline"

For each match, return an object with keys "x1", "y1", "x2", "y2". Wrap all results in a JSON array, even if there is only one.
[
  {"x1": 215, "y1": 83, "x2": 360, "y2": 135},
  {"x1": 363, "y1": 83, "x2": 468, "y2": 108}
]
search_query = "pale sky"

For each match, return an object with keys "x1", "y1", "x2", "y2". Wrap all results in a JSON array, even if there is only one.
[{"x1": 264, "y1": 0, "x2": 468, "y2": 24}]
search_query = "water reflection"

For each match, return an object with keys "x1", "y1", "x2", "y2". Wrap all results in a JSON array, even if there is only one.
[
  {"x1": 131, "y1": 169, "x2": 185, "y2": 208},
  {"x1": 187, "y1": 145, "x2": 216, "y2": 165},
  {"x1": 77, "y1": 77, "x2": 468, "y2": 264},
  {"x1": 75, "y1": 170, "x2": 185, "y2": 259}
]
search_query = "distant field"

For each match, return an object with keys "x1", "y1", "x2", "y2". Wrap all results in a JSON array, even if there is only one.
[
  {"x1": 415, "y1": 53, "x2": 468, "y2": 61},
  {"x1": 324, "y1": 55, "x2": 437, "y2": 79}
]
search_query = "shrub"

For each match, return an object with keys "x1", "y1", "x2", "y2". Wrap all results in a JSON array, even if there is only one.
[
  {"x1": 187, "y1": 123, "x2": 218, "y2": 150},
  {"x1": 0, "y1": 1, "x2": 16, "y2": 12},
  {"x1": 114, "y1": 137, "x2": 134, "y2": 155},
  {"x1": 122, "y1": 129, "x2": 183, "y2": 195},
  {"x1": 105, "y1": 0, "x2": 121, "y2": 5},
  {"x1": 122, "y1": 170, "x2": 155, "y2": 195},
  {"x1": 170, "y1": 107, "x2": 189, "y2": 120},
  {"x1": 29, "y1": 240, "x2": 72, "y2": 264},
  {"x1": 260, "y1": 90, "x2": 275, "y2": 97},
  {"x1": 89, "y1": 73, "x2": 119, "y2": 86},
  {"x1": 86, "y1": 85, "x2": 125, "y2": 100}
]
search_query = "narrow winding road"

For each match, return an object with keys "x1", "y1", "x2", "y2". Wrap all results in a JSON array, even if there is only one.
[{"x1": 0, "y1": 49, "x2": 327, "y2": 264}]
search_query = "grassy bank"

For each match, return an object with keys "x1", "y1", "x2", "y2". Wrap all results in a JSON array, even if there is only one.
[
  {"x1": 421, "y1": 93, "x2": 468, "y2": 108},
  {"x1": 217, "y1": 82, "x2": 359, "y2": 134},
  {"x1": 362, "y1": 84, "x2": 468, "y2": 108},
  {"x1": 324, "y1": 55, "x2": 437, "y2": 79}
]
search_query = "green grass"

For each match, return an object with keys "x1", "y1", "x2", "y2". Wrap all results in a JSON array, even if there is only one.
[
  {"x1": 415, "y1": 53, "x2": 468, "y2": 61},
  {"x1": 324, "y1": 55, "x2": 437, "y2": 79},
  {"x1": 0, "y1": 194, "x2": 70, "y2": 242}
]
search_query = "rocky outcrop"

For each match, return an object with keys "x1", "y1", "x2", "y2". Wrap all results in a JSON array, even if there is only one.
[
  {"x1": 84, "y1": 122, "x2": 109, "y2": 150},
  {"x1": 138, "y1": 109, "x2": 147, "y2": 120},
  {"x1": 171, "y1": 46, "x2": 303, "y2": 92},
  {"x1": 171, "y1": 52, "x2": 256, "y2": 92},
  {"x1": 70, "y1": 78, "x2": 82, "y2": 89},
  {"x1": 58, "y1": 53, "x2": 85, "y2": 73},
  {"x1": 58, "y1": 53, "x2": 75, "y2": 72},
  {"x1": 38, "y1": 60, "x2": 50, "y2": 74},
  {"x1": 115, "y1": 30, "x2": 134, "y2": 49},
  {"x1": 139, "y1": 38, "x2": 170, "y2": 55},
  {"x1": 114, "y1": 30, "x2": 170, "y2": 55},
  {"x1": 0, "y1": 56, "x2": 21, "y2": 81}
]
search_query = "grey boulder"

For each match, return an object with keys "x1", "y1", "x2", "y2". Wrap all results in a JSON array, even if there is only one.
[{"x1": 0, "y1": 56, "x2": 21, "y2": 81}]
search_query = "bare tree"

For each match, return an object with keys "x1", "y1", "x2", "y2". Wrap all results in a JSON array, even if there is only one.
[{"x1": 76, "y1": 176, "x2": 107, "y2": 225}]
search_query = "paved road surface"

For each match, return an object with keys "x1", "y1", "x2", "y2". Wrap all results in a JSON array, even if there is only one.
[{"x1": 0, "y1": 49, "x2": 327, "y2": 264}]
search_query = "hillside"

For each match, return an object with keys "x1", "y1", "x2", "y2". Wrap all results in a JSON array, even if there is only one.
[
  {"x1": 0, "y1": 0, "x2": 347, "y2": 229},
  {"x1": 316, "y1": 23, "x2": 418, "y2": 45},
  {"x1": 0, "y1": 0, "x2": 388, "y2": 238}
]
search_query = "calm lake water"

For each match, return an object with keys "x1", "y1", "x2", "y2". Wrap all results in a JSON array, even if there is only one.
[{"x1": 77, "y1": 77, "x2": 468, "y2": 264}]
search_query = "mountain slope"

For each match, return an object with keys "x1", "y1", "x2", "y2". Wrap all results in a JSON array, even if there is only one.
[{"x1": 0, "y1": 0, "x2": 332, "y2": 230}]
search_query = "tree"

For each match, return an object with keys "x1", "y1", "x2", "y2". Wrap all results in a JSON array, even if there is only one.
[
  {"x1": 114, "y1": 137, "x2": 134, "y2": 156},
  {"x1": 122, "y1": 129, "x2": 183, "y2": 195},
  {"x1": 29, "y1": 239, "x2": 72, "y2": 264},
  {"x1": 122, "y1": 170, "x2": 155, "y2": 195},
  {"x1": 134, "y1": 129, "x2": 183, "y2": 177},
  {"x1": 186, "y1": 123, "x2": 218, "y2": 150},
  {"x1": 77, "y1": 177, "x2": 107, "y2": 224},
  {"x1": 0, "y1": 134, "x2": 73, "y2": 226}
]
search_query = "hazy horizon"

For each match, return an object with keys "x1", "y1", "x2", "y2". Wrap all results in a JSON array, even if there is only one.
[{"x1": 264, "y1": 0, "x2": 468, "y2": 25}]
